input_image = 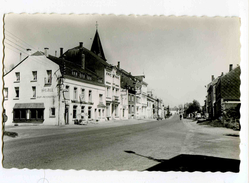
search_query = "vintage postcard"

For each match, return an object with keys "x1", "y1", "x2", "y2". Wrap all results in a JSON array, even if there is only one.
[{"x1": 2, "y1": 13, "x2": 244, "y2": 181}]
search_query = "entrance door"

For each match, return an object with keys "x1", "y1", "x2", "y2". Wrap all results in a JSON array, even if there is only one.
[{"x1": 65, "y1": 105, "x2": 69, "y2": 125}]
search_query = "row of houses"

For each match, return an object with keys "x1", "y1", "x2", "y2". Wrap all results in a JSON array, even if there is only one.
[
  {"x1": 203, "y1": 64, "x2": 240, "y2": 120},
  {"x1": 3, "y1": 28, "x2": 166, "y2": 126}
]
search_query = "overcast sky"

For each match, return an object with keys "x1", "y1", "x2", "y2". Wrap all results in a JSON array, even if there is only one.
[{"x1": 4, "y1": 14, "x2": 240, "y2": 107}]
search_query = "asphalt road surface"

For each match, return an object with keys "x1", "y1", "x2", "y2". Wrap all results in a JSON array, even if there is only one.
[{"x1": 3, "y1": 115, "x2": 240, "y2": 172}]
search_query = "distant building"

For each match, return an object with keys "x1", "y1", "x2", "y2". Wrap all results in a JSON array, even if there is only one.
[
  {"x1": 117, "y1": 64, "x2": 136, "y2": 119},
  {"x1": 204, "y1": 64, "x2": 240, "y2": 120},
  {"x1": 215, "y1": 65, "x2": 240, "y2": 119}
]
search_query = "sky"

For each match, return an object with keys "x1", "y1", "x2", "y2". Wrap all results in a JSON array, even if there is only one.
[{"x1": 3, "y1": 14, "x2": 240, "y2": 107}]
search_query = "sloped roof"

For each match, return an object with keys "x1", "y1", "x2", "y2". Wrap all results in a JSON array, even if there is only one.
[
  {"x1": 48, "y1": 55, "x2": 99, "y2": 78},
  {"x1": 90, "y1": 30, "x2": 106, "y2": 61},
  {"x1": 207, "y1": 76, "x2": 220, "y2": 91},
  {"x1": 61, "y1": 45, "x2": 110, "y2": 67},
  {"x1": 31, "y1": 51, "x2": 45, "y2": 56},
  {"x1": 220, "y1": 66, "x2": 240, "y2": 101}
]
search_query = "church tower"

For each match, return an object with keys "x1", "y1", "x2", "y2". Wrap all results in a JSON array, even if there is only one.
[{"x1": 90, "y1": 22, "x2": 107, "y2": 61}]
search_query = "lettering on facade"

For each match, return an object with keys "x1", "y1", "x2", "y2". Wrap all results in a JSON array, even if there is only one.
[{"x1": 41, "y1": 88, "x2": 54, "y2": 92}]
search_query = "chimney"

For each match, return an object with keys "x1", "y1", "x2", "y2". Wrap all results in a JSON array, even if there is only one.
[
  {"x1": 211, "y1": 75, "x2": 214, "y2": 81},
  {"x1": 229, "y1": 64, "x2": 233, "y2": 71},
  {"x1": 60, "y1": 48, "x2": 63, "y2": 57},
  {"x1": 44, "y1": 47, "x2": 49, "y2": 57},
  {"x1": 221, "y1": 72, "x2": 223, "y2": 76},
  {"x1": 26, "y1": 48, "x2": 32, "y2": 56},
  {"x1": 20, "y1": 53, "x2": 22, "y2": 62},
  {"x1": 55, "y1": 50, "x2": 57, "y2": 57},
  {"x1": 79, "y1": 42, "x2": 83, "y2": 48},
  {"x1": 117, "y1": 61, "x2": 120, "y2": 69}
]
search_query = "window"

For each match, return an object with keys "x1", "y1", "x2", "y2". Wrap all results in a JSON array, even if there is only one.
[
  {"x1": 4, "y1": 88, "x2": 8, "y2": 99},
  {"x1": 80, "y1": 89, "x2": 85, "y2": 102},
  {"x1": 132, "y1": 96, "x2": 134, "y2": 102},
  {"x1": 45, "y1": 70, "x2": 52, "y2": 85},
  {"x1": 15, "y1": 87, "x2": 19, "y2": 98},
  {"x1": 132, "y1": 105, "x2": 134, "y2": 113},
  {"x1": 50, "y1": 107, "x2": 55, "y2": 118},
  {"x1": 32, "y1": 71, "x2": 37, "y2": 81},
  {"x1": 73, "y1": 106, "x2": 77, "y2": 119},
  {"x1": 32, "y1": 86, "x2": 36, "y2": 98},
  {"x1": 81, "y1": 106, "x2": 85, "y2": 119},
  {"x1": 72, "y1": 70, "x2": 78, "y2": 77},
  {"x1": 98, "y1": 109, "x2": 101, "y2": 117},
  {"x1": 99, "y1": 94, "x2": 103, "y2": 103},
  {"x1": 88, "y1": 107, "x2": 92, "y2": 119},
  {"x1": 64, "y1": 85, "x2": 69, "y2": 100},
  {"x1": 89, "y1": 90, "x2": 92, "y2": 102},
  {"x1": 102, "y1": 109, "x2": 104, "y2": 117},
  {"x1": 15, "y1": 72, "x2": 20, "y2": 82},
  {"x1": 73, "y1": 87, "x2": 78, "y2": 100},
  {"x1": 87, "y1": 75, "x2": 92, "y2": 80},
  {"x1": 128, "y1": 105, "x2": 131, "y2": 113}
]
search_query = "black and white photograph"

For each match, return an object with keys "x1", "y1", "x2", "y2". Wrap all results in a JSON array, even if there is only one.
[
  {"x1": 1, "y1": 0, "x2": 248, "y2": 181},
  {"x1": 2, "y1": 14, "x2": 242, "y2": 172}
]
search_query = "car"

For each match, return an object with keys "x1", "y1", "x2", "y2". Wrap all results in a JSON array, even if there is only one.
[{"x1": 196, "y1": 113, "x2": 201, "y2": 119}]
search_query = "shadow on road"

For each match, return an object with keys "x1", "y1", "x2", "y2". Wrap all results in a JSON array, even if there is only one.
[{"x1": 124, "y1": 150, "x2": 240, "y2": 172}]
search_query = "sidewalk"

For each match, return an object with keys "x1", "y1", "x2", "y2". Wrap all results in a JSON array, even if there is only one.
[{"x1": 3, "y1": 118, "x2": 158, "y2": 142}]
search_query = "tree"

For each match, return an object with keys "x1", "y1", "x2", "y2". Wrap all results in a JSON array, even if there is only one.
[{"x1": 185, "y1": 100, "x2": 201, "y2": 115}]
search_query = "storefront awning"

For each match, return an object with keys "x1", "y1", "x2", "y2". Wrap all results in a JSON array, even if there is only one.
[{"x1": 13, "y1": 103, "x2": 45, "y2": 109}]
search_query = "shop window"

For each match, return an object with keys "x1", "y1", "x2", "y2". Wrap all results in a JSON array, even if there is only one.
[
  {"x1": 32, "y1": 71, "x2": 37, "y2": 81},
  {"x1": 50, "y1": 107, "x2": 56, "y2": 118},
  {"x1": 30, "y1": 109, "x2": 36, "y2": 119},
  {"x1": 37, "y1": 110, "x2": 43, "y2": 119},
  {"x1": 73, "y1": 106, "x2": 77, "y2": 119}
]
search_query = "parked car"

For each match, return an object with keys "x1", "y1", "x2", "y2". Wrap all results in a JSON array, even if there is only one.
[{"x1": 196, "y1": 113, "x2": 201, "y2": 119}]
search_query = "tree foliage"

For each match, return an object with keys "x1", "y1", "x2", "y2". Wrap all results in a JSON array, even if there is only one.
[{"x1": 185, "y1": 100, "x2": 201, "y2": 114}]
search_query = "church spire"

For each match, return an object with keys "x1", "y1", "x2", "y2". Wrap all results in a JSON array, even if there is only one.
[{"x1": 90, "y1": 22, "x2": 106, "y2": 61}]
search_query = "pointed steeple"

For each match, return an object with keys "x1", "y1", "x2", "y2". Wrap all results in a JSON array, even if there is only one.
[{"x1": 91, "y1": 23, "x2": 107, "y2": 61}]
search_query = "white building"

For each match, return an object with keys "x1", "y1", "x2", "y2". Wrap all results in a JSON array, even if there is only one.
[
  {"x1": 3, "y1": 51, "x2": 62, "y2": 126},
  {"x1": 105, "y1": 66, "x2": 121, "y2": 120}
]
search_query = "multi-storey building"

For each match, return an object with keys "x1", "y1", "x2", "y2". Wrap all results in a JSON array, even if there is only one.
[
  {"x1": 134, "y1": 75, "x2": 148, "y2": 119},
  {"x1": 3, "y1": 50, "x2": 62, "y2": 125},
  {"x1": 215, "y1": 65, "x2": 240, "y2": 119},
  {"x1": 116, "y1": 62, "x2": 136, "y2": 119}
]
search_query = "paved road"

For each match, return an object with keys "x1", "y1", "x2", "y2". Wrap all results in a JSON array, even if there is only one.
[{"x1": 3, "y1": 115, "x2": 240, "y2": 171}]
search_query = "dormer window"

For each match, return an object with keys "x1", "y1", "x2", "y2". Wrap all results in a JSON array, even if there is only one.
[
  {"x1": 72, "y1": 70, "x2": 78, "y2": 77},
  {"x1": 87, "y1": 75, "x2": 92, "y2": 81},
  {"x1": 15, "y1": 72, "x2": 20, "y2": 82}
]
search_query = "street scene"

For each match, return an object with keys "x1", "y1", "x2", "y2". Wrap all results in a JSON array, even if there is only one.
[
  {"x1": 3, "y1": 115, "x2": 240, "y2": 171},
  {"x1": 2, "y1": 14, "x2": 241, "y2": 172}
]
